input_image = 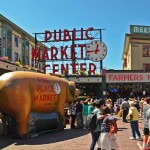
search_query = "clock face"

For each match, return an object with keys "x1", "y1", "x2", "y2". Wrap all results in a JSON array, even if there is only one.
[{"x1": 86, "y1": 40, "x2": 107, "y2": 62}]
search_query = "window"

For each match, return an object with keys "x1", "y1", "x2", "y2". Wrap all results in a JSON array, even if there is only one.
[
  {"x1": 7, "y1": 30, "x2": 12, "y2": 50},
  {"x1": 14, "y1": 52, "x2": 18, "y2": 62},
  {"x1": 2, "y1": 29, "x2": 6, "y2": 39},
  {"x1": 14, "y1": 36, "x2": 18, "y2": 47},
  {"x1": 142, "y1": 45, "x2": 150, "y2": 57},
  {"x1": 7, "y1": 49, "x2": 12, "y2": 61},
  {"x1": 143, "y1": 63, "x2": 150, "y2": 71}
]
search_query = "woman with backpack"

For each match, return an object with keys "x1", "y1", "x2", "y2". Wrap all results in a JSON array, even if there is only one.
[
  {"x1": 98, "y1": 106, "x2": 119, "y2": 150},
  {"x1": 89, "y1": 100, "x2": 105, "y2": 150}
]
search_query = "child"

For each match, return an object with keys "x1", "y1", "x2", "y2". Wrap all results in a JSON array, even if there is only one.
[{"x1": 98, "y1": 106, "x2": 119, "y2": 150}]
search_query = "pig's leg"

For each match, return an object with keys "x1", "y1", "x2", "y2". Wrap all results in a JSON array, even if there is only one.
[
  {"x1": 16, "y1": 111, "x2": 30, "y2": 136},
  {"x1": 57, "y1": 94, "x2": 66, "y2": 128}
]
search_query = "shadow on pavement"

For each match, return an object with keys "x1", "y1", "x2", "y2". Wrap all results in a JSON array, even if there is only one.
[
  {"x1": 0, "y1": 128, "x2": 89, "y2": 149},
  {"x1": 118, "y1": 127, "x2": 128, "y2": 131}
]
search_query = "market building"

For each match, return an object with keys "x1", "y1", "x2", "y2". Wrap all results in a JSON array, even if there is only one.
[{"x1": 0, "y1": 14, "x2": 150, "y2": 100}]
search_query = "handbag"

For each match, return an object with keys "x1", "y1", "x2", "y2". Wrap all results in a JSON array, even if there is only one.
[
  {"x1": 118, "y1": 109, "x2": 123, "y2": 117},
  {"x1": 126, "y1": 114, "x2": 133, "y2": 122}
]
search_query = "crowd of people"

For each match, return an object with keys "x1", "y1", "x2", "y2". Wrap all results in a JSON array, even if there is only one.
[{"x1": 67, "y1": 96, "x2": 150, "y2": 150}]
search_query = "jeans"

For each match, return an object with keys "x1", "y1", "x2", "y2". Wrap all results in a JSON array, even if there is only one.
[
  {"x1": 76, "y1": 112, "x2": 83, "y2": 128},
  {"x1": 90, "y1": 131, "x2": 101, "y2": 150},
  {"x1": 130, "y1": 120, "x2": 141, "y2": 138}
]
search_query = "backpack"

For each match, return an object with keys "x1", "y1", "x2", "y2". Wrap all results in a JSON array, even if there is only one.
[
  {"x1": 87, "y1": 113, "x2": 97, "y2": 132},
  {"x1": 109, "y1": 116, "x2": 118, "y2": 134}
]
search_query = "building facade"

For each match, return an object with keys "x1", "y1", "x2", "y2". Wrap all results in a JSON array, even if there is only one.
[
  {"x1": 0, "y1": 14, "x2": 45, "y2": 71},
  {"x1": 122, "y1": 25, "x2": 150, "y2": 71}
]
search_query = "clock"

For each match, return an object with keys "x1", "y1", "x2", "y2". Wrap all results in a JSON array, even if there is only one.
[{"x1": 86, "y1": 40, "x2": 107, "y2": 62}]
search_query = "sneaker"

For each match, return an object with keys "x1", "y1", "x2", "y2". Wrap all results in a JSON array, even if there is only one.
[{"x1": 129, "y1": 137, "x2": 136, "y2": 140}]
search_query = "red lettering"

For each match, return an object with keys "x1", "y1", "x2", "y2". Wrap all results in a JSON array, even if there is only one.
[
  {"x1": 54, "y1": 29, "x2": 61, "y2": 42},
  {"x1": 108, "y1": 74, "x2": 113, "y2": 81},
  {"x1": 42, "y1": 64, "x2": 50, "y2": 73},
  {"x1": 53, "y1": 64, "x2": 59, "y2": 73},
  {"x1": 34, "y1": 94, "x2": 38, "y2": 101},
  {"x1": 89, "y1": 63, "x2": 96, "y2": 74},
  {"x1": 61, "y1": 46, "x2": 68, "y2": 59},
  {"x1": 61, "y1": 64, "x2": 69, "y2": 74},
  {"x1": 70, "y1": 63, "x2": 78, "y2": 74},
  {"x1": 51, "y1": 46, "x2": 58, "y2": 60},
  {"x1": 70, "y1": 45, "x2": 77, "y2": 60},
  {"x1": 72, "y1": 28, "x2": 80, "y2": 40},
  {"x1": 42, "y1": 47, "x2": 49, "y2": 60},
  {"x1": 78, "y1": 44, "x2": 86, "y2": 58},
  {"x1": 85, "y1": 27, "x2": 94, "y2": 40},
  {"x1": 64, "y1": 29, "x2": 71, "y2": 41},
  {"x1": 45, "y1": 30, "x2": 52, "y2": 41},
  {"x1": 80, "y1": 63, "x2": 86, "y2": 72},
  {"x1": 31, "y1": 47, "x2": 40, "y2": 61}
]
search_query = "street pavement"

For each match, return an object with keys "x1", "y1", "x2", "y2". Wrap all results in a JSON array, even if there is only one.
[{"x1": 0, "y1": 115, "x2": 144, "y2": 150}]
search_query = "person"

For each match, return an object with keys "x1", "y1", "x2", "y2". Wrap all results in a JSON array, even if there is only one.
[
  {"x1": 75, "y1": 100, "x2": 83, "y2": 129},
  {"x1": 105, "y1": 98, "x2": 113, "y2": 115},
  {"x1": 89, "y1": 100, "x2": 105, "y2": 150},
  {"x1": 143, "y1": 98, "x2": 150, "y2": 149},
  {"x1": 98, "y1": 106, "x2": 119, "y2": 150},
  {"x1": 114, "y1": 102, "x2": 120, "y2": 115},
  {"x1": 120, "y1": 98, "x2": 130, "y2": 123},
  {"x1": 68, "y1": 101, "x2": 76, "y2": 129},
  {"x1": 128, "y1": 101, "x2": 142, "y2": 140},
  {"x1": 139, "y1": 98, "x2": 144, "y2": 117},
  {"x1": 88, "y1": 102, "x2": 95, "y2": 115},
  {"x1": 145, "y1": 107, "x2": 150, "y2": 149},
  {"x1": 83, "y1": 100, "x2": 89, "y2": 129}
]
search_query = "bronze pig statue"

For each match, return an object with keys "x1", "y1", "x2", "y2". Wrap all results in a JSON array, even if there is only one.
[{"x1": 0, "y1": 71, "x2": 80, "y2": 136}]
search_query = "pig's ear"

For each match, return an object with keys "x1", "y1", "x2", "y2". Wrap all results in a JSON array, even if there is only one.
[{"x1": 68, "y1": 82, "x2": 75, "y2": 97}]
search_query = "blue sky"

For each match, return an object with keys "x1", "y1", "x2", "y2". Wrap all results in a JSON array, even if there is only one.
[{"x1": 0, "y1": 0, "x2": 150, "y2": 70}]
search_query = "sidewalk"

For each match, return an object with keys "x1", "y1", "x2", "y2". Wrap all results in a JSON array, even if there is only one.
[{"x1": 0, "y1": 115, "x2": 144, "y2": 150}]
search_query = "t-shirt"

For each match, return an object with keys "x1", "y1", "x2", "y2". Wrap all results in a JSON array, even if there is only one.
[
  {"x1": 146, "y1": 108, "x2": 150, "y2": 130},
  {"x1": 76, "y1": 103, "x2": 83, "y2": 112},
  {"x1": 128, "y1": 106, "x2": 139, "y2": 121},
  {"x1": 92, "y1": 108, "x2": 102, "y2": 132},
  {"x1": 92, "y1": 108, "x2": 102, "y2": 119},
  {"x1": 143, "y1": 105, "x2": 150, "y2": 129},
  {"x1": 83, "y1": 105, "x2": 89, "y2": 116}
]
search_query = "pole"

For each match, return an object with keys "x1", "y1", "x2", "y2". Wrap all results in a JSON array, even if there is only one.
[
  {"x1": 99, "y1": 29, "x2": 106, "y2": 101},
  {"x1": 34, "y1": 34, "x2": 37, "y2": 68}
]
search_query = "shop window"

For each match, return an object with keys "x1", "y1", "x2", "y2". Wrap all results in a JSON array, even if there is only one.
[
  {"x1": 143, "y1": 63, "x2": 150, "y2": 71},
  {"x1": 142, "y1": 45, "x2": 150, "y2": 57}
]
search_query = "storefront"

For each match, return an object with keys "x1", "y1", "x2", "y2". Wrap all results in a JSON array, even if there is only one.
[{"x1": 106, "y1": 70, "x2": 150, "y2": 99}]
